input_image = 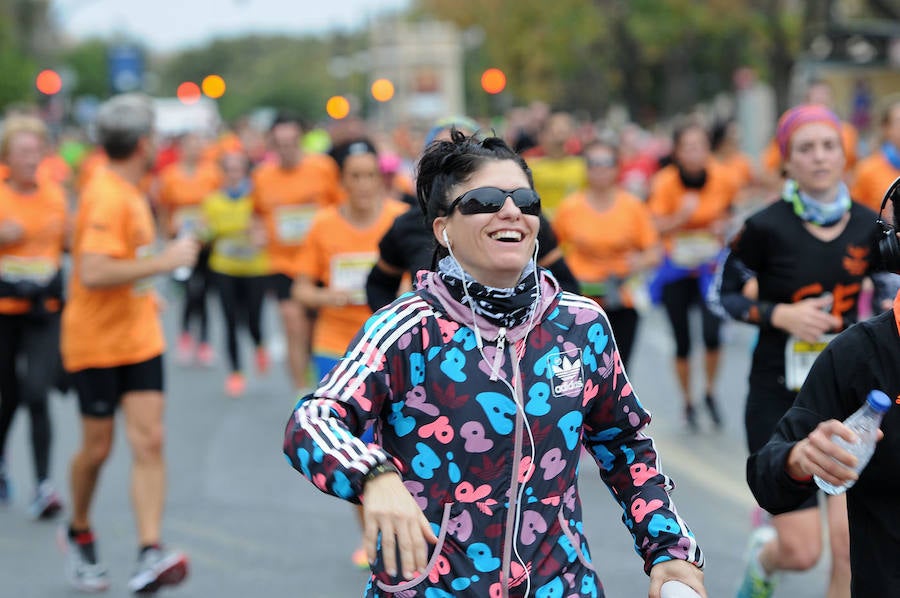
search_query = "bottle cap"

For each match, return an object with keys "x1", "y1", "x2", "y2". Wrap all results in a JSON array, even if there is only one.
[{"x1": 866, "y1": 390, "x2": 892, "y2": 414}]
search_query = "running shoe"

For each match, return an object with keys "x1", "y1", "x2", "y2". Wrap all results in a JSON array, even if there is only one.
[
  {"x1": 196, "y1": 342, "x2": 215, "y2": 367},
  {"x1": 736, "y1": 526, "x2": 778, "y2": 598},
  {"x1": 176, "y1": 332, "x2": 195, "y2": 366},
  {"x1": 29, "y1": 480, "x2": 63, "y2": 520},
  {"x1": 225, "y1": 372, "x2": 246, "y2": 398},
  {"x1": 705, "y1": 394, "x2": 723, "y2": 428},
  {"x1": 128, "y1": 547, "x2": 189, "y2": 593},
  {"x1": 351, "y1": 545, "x2": 369, "y2": 569},
  {"x1": 684, "y1": 404, "x2": 699, "y2": 432},
  {"x1": 255, "y1": 346, "x2": 271, "y2": 374},
  {"x1": 58, "y1": 526, "x2": 110, "y2": 593}
]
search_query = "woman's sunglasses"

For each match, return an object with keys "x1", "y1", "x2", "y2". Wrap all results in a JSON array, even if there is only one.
[{"x1": 447, "y1": 187, "x2": 542, "y2": 216}]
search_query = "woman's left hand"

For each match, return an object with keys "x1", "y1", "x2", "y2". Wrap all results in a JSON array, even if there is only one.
[{"x1": 648, "y1": 559, "x2": 706, "y2": 598}]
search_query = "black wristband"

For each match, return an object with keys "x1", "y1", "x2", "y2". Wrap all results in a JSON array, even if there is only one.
[{"x1": 363, "y1": 461, "x2": 400, "y2": 485}]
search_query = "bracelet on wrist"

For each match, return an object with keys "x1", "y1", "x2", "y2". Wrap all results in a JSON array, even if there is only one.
[{"x1": 364, "y1": 461, "x2": 400, "y2": 485}]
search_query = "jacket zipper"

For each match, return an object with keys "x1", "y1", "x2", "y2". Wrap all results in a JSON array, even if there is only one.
[
  {"x1": 500, "y1": 341, "x2": 525, "y2": 598},
  {"x1": 489, "y1": 327, "x2": 507, "y2": 381}
]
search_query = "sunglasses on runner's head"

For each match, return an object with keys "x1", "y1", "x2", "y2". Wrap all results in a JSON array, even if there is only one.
[{"x1": 446, "y1": 187, "x2": 542, "y2": 216}]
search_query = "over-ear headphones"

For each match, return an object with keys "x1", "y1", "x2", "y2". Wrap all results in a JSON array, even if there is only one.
[
  {"x1": 441, "y1": 228, "x2": 450, "y2": 248},
  {"x1": 875, "y1": 176, "x2": 900, "y2": 272}
]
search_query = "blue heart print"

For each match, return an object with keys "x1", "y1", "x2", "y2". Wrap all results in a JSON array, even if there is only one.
[
  {"x1": 532, "y1": 349, "x2": 558, "y2": 378},
  {"x1": 586, "y1": 323, "x2": 609, "y2": 354},
  {"x1": 387, "y1": 402, "x2": 415, "y2": 437},
  {"x1": 446, "y1": 451, "x2": 461, "y2": 483},
  {"x1": 557, "y1": 411, "x2": 583, "y2": 450},
  {"x1": 525, "y1": 382, "x2": 552, "y2": 416},
  {"x1": 453, "y1": 327, "x2": 479, "y2": 351},
  {"x1": 648, "y1": 513, "x2": 681, "y2": 537},
  {"x1": 409, "y1": 352, "x2": 426, "y2": 385},
  {"x1": 558, "y1": 533, "x2": 579, "y2": 564},
  {"x1": 592, "y1": 427, "x2": 622, "y2": 442},
  {"x1": 294, "y1": 448, "x2": 311, "y2": 478},
  {"x1": 535, "y1": 576, "x2": 565, "y2": 598},
  {"x1": 581, "y1": 346, "x2": 598, "y2": 373},
  {"x1": 619, "y1": 444, "x2": 635, "y2": 464},
  {"x1": 411, "y1": 442, "x2": 442, "y2": 479},
  {"x1": 466, "y1": 543, "x2": 500, "y2": 572},
  {"x1": 475, "y1": 392, "x2": 517, "y2": 434},
  {"x1": 450, "y1": 574, "x2": 480, "y2": 591},
  {"x1": 581, "y1": 573, "x2": 598, "y2": 598},
  {"x1": 332, "y1": 471, "x2": 353, "y2": 499},
  {"x1": 427, "y1": 346, "x2": 442, "y2": 362},
  {"x1": 440, "y1": 347, "x2": 467, "y2": 383}
]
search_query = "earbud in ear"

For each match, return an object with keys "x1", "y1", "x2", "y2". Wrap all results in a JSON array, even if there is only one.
[{"x1": 442, "y1": 228, "x2": 450, "y2": 247}]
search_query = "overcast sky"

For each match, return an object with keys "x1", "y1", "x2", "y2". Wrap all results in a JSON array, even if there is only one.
[{"x1": 51, "y1": 0, "x2": 412, "y2": 51}]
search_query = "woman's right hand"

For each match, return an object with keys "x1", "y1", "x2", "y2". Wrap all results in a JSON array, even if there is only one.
[
  {"x1": 362, "y1": 472, "x2": 437, "y2": 580},
  {"x1": 771, "y1": 295, "x2": 841, "y2": 342}
]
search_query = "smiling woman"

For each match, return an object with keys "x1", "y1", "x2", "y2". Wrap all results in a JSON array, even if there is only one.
[{"x1": 283, "y1": 132, "x2": 708, "y2": 597}]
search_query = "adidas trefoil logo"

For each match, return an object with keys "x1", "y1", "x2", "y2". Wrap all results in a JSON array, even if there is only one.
[{"x1": 552, "y1": 355, "x2": 584, "y2": 396}]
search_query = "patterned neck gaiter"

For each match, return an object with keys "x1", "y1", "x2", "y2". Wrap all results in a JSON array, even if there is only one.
[{"x1": 782, "y1": 178, "x2": 852, "y2": 227}]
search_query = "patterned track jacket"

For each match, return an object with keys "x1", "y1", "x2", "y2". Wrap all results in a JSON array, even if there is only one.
[{"x1": 284, "y1": 270, "x2": 703, "y2": 597}]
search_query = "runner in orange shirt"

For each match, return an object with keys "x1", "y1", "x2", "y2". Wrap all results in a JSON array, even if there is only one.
[
  {"x1": 0, "y1": 116, "x2": 68, "y2": 520},
  {"x1": 851, "y1": 98, "x2": 900, "y2": 212},
  {"x1": 60, "y1": 94, "x2": 198, "y2": 594},
  {"x1": 647, "y1": 122, "x2": 737, "y2": 430},
  {"x1": 292, "y1": 138, "x2": 408, "y2": 569},
  {"x1": 553, "y1": 140, "x2": 661, "y2": 367},
  {"x1": 156, "y1": 132, "x2": 222, "y2": 366},
  {"x1": 252, "y1": 112, "x2": 342, "y2": 391}
]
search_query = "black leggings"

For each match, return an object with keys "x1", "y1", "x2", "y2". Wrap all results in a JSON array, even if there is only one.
[
  {"x1": 0, "y1": 313, "x2": 61, "y2": 483},
  {"x1": 181, "y1": 246, "x2": 211, "y2": 342},
  {"x1": 213, "y1": 272, "x2": 265, "y2": 372},
  {"x1": 661, "y1": 277, "x2": 721, "y2": 358},
  {"x1": 605, "y1": 307, "x2": 639, "y2": 368}
]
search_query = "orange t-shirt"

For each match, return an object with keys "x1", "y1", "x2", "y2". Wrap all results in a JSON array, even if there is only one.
[
  {"x1": 252, "y1": 155, "x2": 343, "y2": 277},
  {"x1": 76, "y1": 150, "x2": 108, "y2": 194},
  {"x1": 0, "y1": 180, "x2": 67, "y2": 315},
  {"x1": 61, "y1": 169, "x2": 164, "y2": 372},
  {"x1": 647, "y1": 161, "x2": 736, "y2": 259},
  {"x1": 716, "y1": 152, "x2": 753, "y2": 189},
  {"x1": 157, "y1": 161, "x2": 222, "y2": 236},
  {"x1": 553, "y1": 189, "x2": 659, "y2": 283},
  {"x1": 850, "y1": 152, "x2": 899, "y2": 213},
  {"x1": 296, "y1": 199, "x2": 408, "y2": 356}
]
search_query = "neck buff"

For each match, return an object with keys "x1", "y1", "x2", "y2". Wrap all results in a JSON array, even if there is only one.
[
  {"x1": 782, "y1": 178, "x2": 852, "y2": 227},
  {"x1": 677, "y1": 165, "x2": 707, "y2": 189},
  {"x1": 882, "y1": 142, "x2": 900, "y2": 170},
  {"x1": 225, "y1": 178, "x2": 251, "y2": 200},
  {"x1": 437, "y1": 255, "x2": 538, "y2": 329}
]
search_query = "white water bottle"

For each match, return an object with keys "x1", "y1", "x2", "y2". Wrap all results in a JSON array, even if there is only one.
[
  {"x1": 172, "y1": 222, "x2": 196, "y2": 282},
  {"x1": 660, "y1": 580, "x2": 701, "y2": 598},
  {"x1": 814, "y1": 390, "x2": 891, "y2": 495}
]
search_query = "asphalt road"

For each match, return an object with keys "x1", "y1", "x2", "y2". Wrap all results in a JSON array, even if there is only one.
[{"x1": 0, "y1": 295, "x2": 831, "y2": 597}]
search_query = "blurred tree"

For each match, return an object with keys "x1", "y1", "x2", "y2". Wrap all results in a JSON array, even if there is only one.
[
  {"x1": 158, "y1": 34, "x2": 343, "y2": 124},
  {"x1": 62, "y1": 39, "x2": 109, "y2": 98},
  {"x1": 417, "y1": 0, "x2": 802, "y2": 122},
  {"x1": 0, "y1": 11, "x2": 36, "y2": 111}
]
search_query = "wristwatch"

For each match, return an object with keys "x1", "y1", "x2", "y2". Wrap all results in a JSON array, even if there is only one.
[{"x1": 363, "y1": 461, "x2": 400, "y2": 485}]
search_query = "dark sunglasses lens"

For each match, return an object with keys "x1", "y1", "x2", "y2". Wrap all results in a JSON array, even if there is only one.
[{"x1": 456, "y1": 188, "x2": 541, "y2": 215}]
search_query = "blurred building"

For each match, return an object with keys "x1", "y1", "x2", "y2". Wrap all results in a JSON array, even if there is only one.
[{"x1": 367, "y1": 19, "x2": 465, "y2": 128}]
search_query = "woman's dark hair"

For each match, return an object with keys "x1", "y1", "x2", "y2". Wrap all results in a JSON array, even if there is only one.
[
  {"x1": 672, "y1": 121, "x2": 711, "y2": 150},
  {"x1": 415, "y1": 129, "x2": 533, "y2": 229},
  {"x1": 710, "y1": 119, "x2": 733, "y2": 153},
  {"x1": 330, "y1": 138, "x2": 378, "y2": 172}
]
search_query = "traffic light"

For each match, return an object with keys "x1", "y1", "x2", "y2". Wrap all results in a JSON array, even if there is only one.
[
  {"x1": 202, "y1": 75, "x2": 226, "y2": 99},
  {"x1": 326, "y1": 95, "x2": 350, "y2": 119},
  {"x1": 371, "y1": 78, "x2": 395, "y2": 103},
  {"x1": 176, "y1": 82, "x2": 201, "y2": 105}
]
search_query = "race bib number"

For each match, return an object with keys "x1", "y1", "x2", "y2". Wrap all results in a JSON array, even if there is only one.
[
  {"x1": 330, "y1": 252, "x2": 377, "y2": 305},
  {"x1": 275, "y1": 206, "x2": 317, "y2": 244},
  {"x1": 784, "y1": 334, "x2": 837, "y2": 392},
  {"x1": 670, "y1": 232, "x2": 722, "y2": 268},
  {"x1": 0, "y1": 256, "x2": 56, "y2": 284},
  {"x1": 133, "y1": 244, "x2": 157, "y2": 295},
  {"x1": 216, "y1": 236, "x2": 259, "y2": 261},
  {"x1": 174, "y1": 206, "x2": 203, "y2": 235}
]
